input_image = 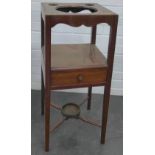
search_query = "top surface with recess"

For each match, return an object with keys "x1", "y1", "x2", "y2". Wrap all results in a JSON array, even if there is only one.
[{"x1": 41, "y1": 3, "x2": 116, "y2": 16}]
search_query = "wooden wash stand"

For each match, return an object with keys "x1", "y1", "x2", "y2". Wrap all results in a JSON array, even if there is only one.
[{"x1": 41, "y1": 3, "x2": 118, "y2": 151}]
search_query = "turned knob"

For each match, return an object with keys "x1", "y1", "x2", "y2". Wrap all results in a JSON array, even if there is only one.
[{"x1": 77, "y1": 74, "x2": 84, "y2": 82}]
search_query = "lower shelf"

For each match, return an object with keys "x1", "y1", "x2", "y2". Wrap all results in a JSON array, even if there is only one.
[{"x1": 50, "y1": 43, "x2": 107, "y2": 70}]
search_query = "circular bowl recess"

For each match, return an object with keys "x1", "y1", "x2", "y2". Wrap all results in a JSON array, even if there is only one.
[
  {"x1": 61, "y1": 103, "x2": 80, "y2": 118},
  {"x1": 56, "y1": 6, "x2": 97, "y2": 13}
]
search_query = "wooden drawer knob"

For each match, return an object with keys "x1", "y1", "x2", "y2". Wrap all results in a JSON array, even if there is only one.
[{"x1": 77, "y1": 74, "x2": 84, "y2": 82}]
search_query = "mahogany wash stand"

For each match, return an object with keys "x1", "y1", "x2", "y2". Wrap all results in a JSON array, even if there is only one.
[{"x1": 41, "y1": 3, "x2": 118, "y2": 152}]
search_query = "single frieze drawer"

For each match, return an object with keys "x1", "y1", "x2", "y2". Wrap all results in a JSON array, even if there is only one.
[{"x1": 51, "y1": 68, "x2": 107, "y2": 89}]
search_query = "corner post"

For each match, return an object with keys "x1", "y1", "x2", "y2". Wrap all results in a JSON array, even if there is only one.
[
  {"x1": 87, "y1": 25, "x2": 97, "y2": 110},
  {"x1": 44, "y1": 16, "x2": 51, "y2": 152},
  {"x1": 101, "y1": 16, "x2": 118, "y2": 144}
]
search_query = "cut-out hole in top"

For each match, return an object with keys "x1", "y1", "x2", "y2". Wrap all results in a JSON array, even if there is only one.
[{"x1": 56, "y1": 6, "x2": 97, "y2": 14}]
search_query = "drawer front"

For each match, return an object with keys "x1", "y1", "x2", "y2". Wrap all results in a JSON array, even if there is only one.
[{"x1": 51, "y1": 68, "x2": 107, "y2": 89}]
